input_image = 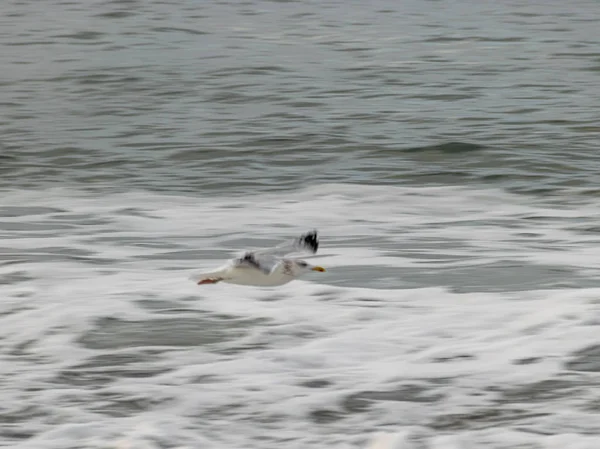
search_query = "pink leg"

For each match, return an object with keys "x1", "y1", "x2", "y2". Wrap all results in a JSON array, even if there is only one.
[{"x1": 197, "y1": 278, "x2": 221, "y2": 285}]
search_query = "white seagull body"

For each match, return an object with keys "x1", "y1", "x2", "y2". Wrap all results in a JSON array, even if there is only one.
[{"x1": 193, "y1": 230, "x2": 325, "y2": 287}]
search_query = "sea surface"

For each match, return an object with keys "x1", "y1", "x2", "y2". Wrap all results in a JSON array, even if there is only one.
[{"x1": 2, "y1": 1, "x2": 600, "y2": 448}]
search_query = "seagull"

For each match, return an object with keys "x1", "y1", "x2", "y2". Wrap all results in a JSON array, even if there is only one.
[{"x1": 193, "y1": 230, "x2": 326, "y2": 286}]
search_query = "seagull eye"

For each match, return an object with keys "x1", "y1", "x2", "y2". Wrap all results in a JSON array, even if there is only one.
[{"x1": 298, "y1": 261, "x2": 308, "y2": 268}]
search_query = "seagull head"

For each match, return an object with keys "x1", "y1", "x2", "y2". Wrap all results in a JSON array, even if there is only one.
[{"x1": 295, "y1": 260, "x2": 326, "y2": 273}]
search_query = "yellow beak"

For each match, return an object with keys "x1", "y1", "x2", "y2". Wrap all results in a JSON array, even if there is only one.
[{"x1": 311, "y1": 266, "x2": 326, "y2": 272}]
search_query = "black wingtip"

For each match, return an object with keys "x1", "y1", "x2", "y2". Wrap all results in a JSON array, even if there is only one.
[{"x1": 300, "y1": 230, "x2": 319, "y2": 253}]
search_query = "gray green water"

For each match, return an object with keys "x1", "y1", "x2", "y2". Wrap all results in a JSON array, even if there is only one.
[{"x1": 1, "y1": 0, "x2": 599, "y2": 195}]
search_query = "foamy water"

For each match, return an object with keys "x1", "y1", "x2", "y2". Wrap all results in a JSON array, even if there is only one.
[{"x1": 2, "y1": 184, "x2": 600, "y2": 448}]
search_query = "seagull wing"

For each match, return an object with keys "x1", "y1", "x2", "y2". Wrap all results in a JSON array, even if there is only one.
[
  {"x1": 232, "y1": 252, "x2": 281, "y2": 275},
  {"x1": 254, "y1": 230, "x2": 319, "y2": 259}
]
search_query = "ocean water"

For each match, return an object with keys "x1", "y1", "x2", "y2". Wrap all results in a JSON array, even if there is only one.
[{"x1": 2, "y1": 1, "x2": 600, "y2": 448}]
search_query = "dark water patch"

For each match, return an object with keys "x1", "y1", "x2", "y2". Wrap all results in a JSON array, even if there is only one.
[
  {"x1": 114, "y1": 207, "x2": 157, "y2": 217},
  {"x1": 408, "y1": 93, "x2": 478, "y2": 101},
  {"x1": 54, "y1": 31, "x2": 106, "y2": 40},
  {"x1": 207, "y1": 91, "x2": 269, "y2": 104},
  {"x1": 151, "y1": 27, "x2": 208, "y2": 36},
  {"x1": 54, "y1": 352, "x2": 168, "y2": 387},
  {"x1": 513, "y1": 357, "x2": 543, "y2": 365},
  {"x1": 566, "y1": 345, "x2": 600, "y2": 372},
  {"x1": 311, "y1": 289, "x2": 341, "y2": 302},
  {"x1": 308, "y1": 408, "x2": 344, "y2": 424},
  {"x1": 76, "y1": 159, "x2": 141, "y2": 170},
  {"x1": 3, "y1": 41, "x2": 59, "y2": 47},
  {"x1": 288, "y1": 11, "x2": 315, "y2": 18},
  {"x1": 257, "y1": 294, "x2": 289, "y2": 302},
  {"x1": 431, "y1": 353, "x2": 475, "y2": 363},
  {"x1": 498, "y1": 378, "x2": 584, "y2": 403},
  {"x1": 188, "y1": 374, "x2": 221, "y2": 384},
  {"x1": 134, "y1": 249, "x2": 225, "y2": 259},
  {"x1": 48, "y1": 213, "x2": 115, "y2": 227},
  {"x1": 76, "y1": 74, "x2": 145, "y2": 85},
  {"x1": 116, "y1": 141, "x2": 195, "y2": 151},
  {"x1": 440, "y1": 262, "x2": 592, "y2": 293},
  {"x1": 0, "y1": 206, "x2": 66, "y2": 217},
  {"x1": 300, "y1": 379, "x2": 333, "y2": 389},
  {"x1": 333, "y1": 46, "x2": 376, "y2": 53},
  {"x1": 412, "y1": 170, "x2": 474, "y2": 183},
  {"x1": 278, "y1": 100, "x2": 325, "y2": 108},
  {"x1": 0, "y1": 221, "x2": 76, "y2": 232},
  {"x1": 424, "y1": 36, "x2": 471, "y2": 43},
  {"x1": 134, "y1": 298, "x2": 185, "y2": 312},
  {"x1": 166, "y1": 147, "x2": 237, "y2": 162},
  {"x1": 86, "y1": 236, "x2": 179, "y2": 251},
  {"x1": 475, "y1": 36, "x2": 526, "y2": 42},
  {"x1": 0, "y1": 250, "x2": 117, "y2": 266},
  {"x1": 261, "y1": 323, "x2": 327, "y2": 341},
  {"x1": 572, "y1": 225, "x2": 600, "y2": 235},
  {"x1": 430, "y1": 408, "x2": 550, "y2": 431},
  {"x1": 78, "y1": 315, "x2": 261, "y2": 350},
  {"x1": 1, "y1": 246, "x2": 95, "y2": 259},
  {"x1": 0, "y1": 270, "x2": 35, "y2": 285},
  {"x1": 344, "y1": 385, "x2": 445, "y2": 414},
  {"x1": 0, "y1": 404, "x2": 47, "y2": 430},
  {"x1": 353, "y1": 297, "x2": 387, "y2": 307},
  {"x1": 8, "y1": 338, "x2": 38, "y2": 357},
  {"x1": 205, "y1": 65, "x2": 291, "y2": 77},
  {"x1": 403, "y1": 142, "x2": 486, "y2": 154},
  {"x1": 217, "y1": 340, "x2": 271, "y2": 355},
  {"x1": 90, "y1": 391, "x2": 165, "y2": 418},
  {"x1": 581, "y1": 397, "x2": 600, "y2": 412},
  {"x1": 94, "y1": 10, "x2": 137, "y2": 18},
  {"x1": 239, "y1": 9, "x2": 263, "y2": 16},
  {"x1": 0, "y1": 428, "x2": 35, "y2": 442},
  {"x1": 153, "y1": 89, "x2": 191, "y2": 97},
  {"x1": 0, "y1": 299, "x2": 31, "y2": 317},
  {"x1": 569, "y1": 125, "x2": 600, "y2": 133},
  {"x1": 326, "y1": 260, "x2": 594, "y2": 293},
  {"x1": 240, "y1": 135, "x2": 317, "y2": 149},
  {"x1": 70, "y1": 352, "x2": 164, "y2": 370}
]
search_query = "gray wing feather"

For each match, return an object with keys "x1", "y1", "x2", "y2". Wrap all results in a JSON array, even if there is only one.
[{"x1": 232, "y1": 253, "x2": 280, "y2": 275}]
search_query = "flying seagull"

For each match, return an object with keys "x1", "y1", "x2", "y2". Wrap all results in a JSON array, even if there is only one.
[{"x1": 193, "y1": 230, "x2": 325, "y2": 286}]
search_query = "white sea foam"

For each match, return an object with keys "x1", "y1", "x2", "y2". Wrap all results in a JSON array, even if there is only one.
[{"x1": 2, "y1": 184, "x2": 600, "y2": 448}]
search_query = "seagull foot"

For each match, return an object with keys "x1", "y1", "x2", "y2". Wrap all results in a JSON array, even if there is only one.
[{"x1": 197, "y1": 278, "x2": 222, "y2": 285}]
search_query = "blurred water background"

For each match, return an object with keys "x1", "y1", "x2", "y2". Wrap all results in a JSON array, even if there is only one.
[{"x1": 1, "y1": 1, "x2": 600, "y2": 448}]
